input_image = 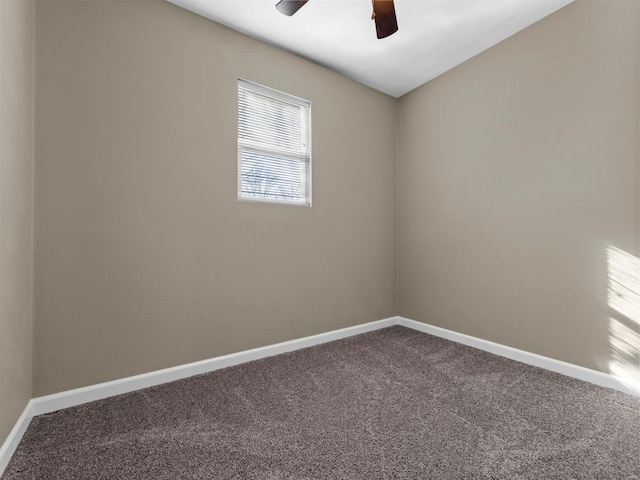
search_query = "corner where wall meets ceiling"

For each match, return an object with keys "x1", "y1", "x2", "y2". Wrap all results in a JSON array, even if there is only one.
[{"x1": 166, "y1": 0, "x2": 574, "y2": 97}]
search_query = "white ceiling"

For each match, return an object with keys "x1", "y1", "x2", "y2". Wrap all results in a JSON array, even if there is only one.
[{"x1": 167, "y1": 0, "x2": 573, "y2": 98}]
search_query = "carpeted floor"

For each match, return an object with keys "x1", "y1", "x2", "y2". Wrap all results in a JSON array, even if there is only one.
[{"x1": 3, "y1": 326, "x2": 639, "y2": 479}]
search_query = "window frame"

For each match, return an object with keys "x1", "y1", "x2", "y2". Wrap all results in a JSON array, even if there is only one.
[{"x1": 237, "y1": 78, "x2": 312, "y2": 207}]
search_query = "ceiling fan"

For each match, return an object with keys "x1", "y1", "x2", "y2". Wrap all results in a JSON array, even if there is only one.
[{"x1": 275, "y1": 0, "x2": 399, "y2": 39}]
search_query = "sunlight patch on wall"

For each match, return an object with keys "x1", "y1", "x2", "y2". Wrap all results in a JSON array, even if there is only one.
[
  {"x1": 607, "y1": 246, "x2": 640, "y2": 322},
  {"x1": 606, "y1": 246, "x2": 640, "y2": 386},
  {"x1": 608, "y1": 317, "x2": 640, "y2": 382}
]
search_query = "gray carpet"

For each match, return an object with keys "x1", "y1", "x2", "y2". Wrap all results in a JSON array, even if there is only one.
[{"x1": 3, "y1": 326, "x2": 639, "y2": 479}]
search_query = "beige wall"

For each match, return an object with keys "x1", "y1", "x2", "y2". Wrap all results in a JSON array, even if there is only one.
[
  {"x1": 29, "y1": 0, "x2": 640, "y2": 399},
  {"x1": 33, "y1": 0, "x2": 397, "y2": 396},
  {"x1": 0, "y1": 0, "x2": 34, "y2": 445},
  {"x1": 398, "y1": 0, "x2": 639, "y2": 376}
]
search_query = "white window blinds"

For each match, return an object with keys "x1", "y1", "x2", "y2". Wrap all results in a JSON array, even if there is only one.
[{"x1": 237, "y1": 79, "x2": 312, "y2": 206}]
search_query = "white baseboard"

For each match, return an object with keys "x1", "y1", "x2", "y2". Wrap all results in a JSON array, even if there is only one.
[
  {"x1": 30, "y1": 316, "x2": 400, "y2": 417},
  {"x1": 0, "y1": 401, "x2": 33, "y2": 477},
  {"x1": 398, "y1": 316, "x2": 640, "y2": 397}
]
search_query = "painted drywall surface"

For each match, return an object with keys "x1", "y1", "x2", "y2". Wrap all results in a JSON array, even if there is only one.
[
  {"x1": 0, "y1": 0, "x2": 34, "y2": 445},
  {"x1": 398, "y1": 0, "x2": 639, "y2": 376},
  {"x1": 33, "y1": 0, "x2": 397, "y2": 396}
]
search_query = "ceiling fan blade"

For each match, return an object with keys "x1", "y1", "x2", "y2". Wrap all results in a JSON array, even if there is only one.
[
  {"x1": 276, "y1": 0, "x2": 309, "y2": 16},
  {"x1": 372, "y1": 0, "x2": 398, "y2": 39}
]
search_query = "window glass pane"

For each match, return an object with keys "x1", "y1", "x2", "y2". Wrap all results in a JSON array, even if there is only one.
[{"x1": 240, "y1": 149, "x2": 305, "y2": 202}]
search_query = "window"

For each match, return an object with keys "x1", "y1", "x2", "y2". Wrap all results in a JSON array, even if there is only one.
[{"x1": 237, "y1": 79, "x2": 311, "y2": 206}]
